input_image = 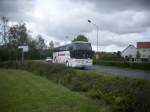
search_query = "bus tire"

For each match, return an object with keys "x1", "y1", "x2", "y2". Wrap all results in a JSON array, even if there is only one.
[
  {"x1": 65, "y1": 61, "x2": 69, "y2": 67},
  {"x1": 81, "y1": 67, "x2": 85, "y2": 70}
]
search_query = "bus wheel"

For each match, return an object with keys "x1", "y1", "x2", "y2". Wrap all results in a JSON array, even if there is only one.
[
  {"x1": 65, "y1": 61, "x2": 69, "y2": 67},
  {"x1": 81, "y1": 67, "x2": 85, "y2": 70}
]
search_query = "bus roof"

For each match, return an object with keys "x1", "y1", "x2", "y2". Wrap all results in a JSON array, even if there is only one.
[
  {"x1": 72, "y1": 41, "x2": 90, "y2": 44},
  {"x1": 54, "y1": 41, "x2": 90, "y2": 49}
]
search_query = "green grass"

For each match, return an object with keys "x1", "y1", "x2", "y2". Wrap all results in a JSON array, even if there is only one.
[
  {"x1": 0, "y1": 69, "x2": 102, "y2": 112},
  {"x1": 1, "y1": 61, "x2": 150, "y2": 112}
]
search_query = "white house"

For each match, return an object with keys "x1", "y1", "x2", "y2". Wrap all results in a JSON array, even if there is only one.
[
  {"x1": 121, "y1": 45, "x2": 137, "y2": 58},
  {"x1": 137, "y1": 42, "x2": 150, "y2": 59}
]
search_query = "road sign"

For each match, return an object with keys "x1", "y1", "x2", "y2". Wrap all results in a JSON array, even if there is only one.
[
  {"x1": 18, "y1": 45, "x2": 28, "y2": 52},
  {"x1": 18, "y1": 45, "x2": 29, "y2": 62}
]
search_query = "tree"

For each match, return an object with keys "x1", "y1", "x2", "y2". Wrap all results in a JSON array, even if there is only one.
[
  {"x1": 17, "y1": 23, "x2": 29, "y2": 44},
  {"x1": 72, "y1": 35, "x2": 88, "y2": 42},
  {"x1": 8, "y1": 25, "x2": 18, "y2": 47},
  {"x1": 8, "y1": 23, "x2": 29, "y2": 47},
  {"x1": 28, "y1": 39, "x2": 37, "y2": 50},
  {"x1": 49, "y1": 41, "x2": 54, "y2": 49},
  {"x1": 36, "y1": 35, "x2": 46, "y2": 50},
  {"x1": 0, "y1": 16, "x2": 9, "y2": 46},
  {"x1": 116, "y1": 51, "x2": 121, "y2": 57}
]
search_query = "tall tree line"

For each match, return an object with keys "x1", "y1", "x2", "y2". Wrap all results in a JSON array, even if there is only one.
[{"x1": 0, "y1": 16, "x2": 52, "y2": 61}]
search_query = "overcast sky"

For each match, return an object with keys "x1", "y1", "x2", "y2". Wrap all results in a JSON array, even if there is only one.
[{"x1": 0, "y1": 0, "x2": 150, "y2": 51}]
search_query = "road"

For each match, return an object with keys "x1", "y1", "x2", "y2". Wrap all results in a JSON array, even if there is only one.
[
  {"x1": 35, "y1": 60, "x2": 150, "y2": 80},
  {"x1": 87, "y1": 65, "x2": 150, "y2": 80}
]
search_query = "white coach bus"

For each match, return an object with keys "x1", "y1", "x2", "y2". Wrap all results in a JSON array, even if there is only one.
[{"x1": 53, "y1": 41, "x2": 93, "y2": 68}]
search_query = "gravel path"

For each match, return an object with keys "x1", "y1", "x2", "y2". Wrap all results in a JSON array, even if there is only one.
[{"x1": 88, "y1": 65, "x2": 150, "y2": 80}]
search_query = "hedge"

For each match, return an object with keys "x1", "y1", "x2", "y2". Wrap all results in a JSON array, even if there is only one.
[{"x1": 0, "y1": 61, "x2": 150, "y2": 112}]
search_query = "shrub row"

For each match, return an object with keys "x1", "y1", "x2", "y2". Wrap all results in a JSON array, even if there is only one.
[
  {"x1": 0, "y1": 61, "x2": 150, "y2": 112},
  {"x1": 94, "y1": 60, "x2": 150, "y2": 71},
  {"x1": 0, "y1": 48, "x2": 53, "y2": 61}
]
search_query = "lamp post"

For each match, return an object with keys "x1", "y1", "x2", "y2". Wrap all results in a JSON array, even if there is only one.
[
  {"x1": 88, "y1": 20, "x2": 100, "y2": 59},
  {"x1": 88, "y1": 20, "x2": 99, "y2": 52}
]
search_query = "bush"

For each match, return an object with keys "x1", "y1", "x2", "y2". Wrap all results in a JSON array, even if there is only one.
[
  {"x1": 0, "y1": 48, "x2": 53, "y2": 61},
  {"x1": 0, "y1": 48, "x2": 22, "y2": 61},
  {"x1": 0, "y1": 61, "x2": 150, "y2": 112},
  {"x1": 96, "y1": 52, "x2": 125, "y2": 61}
]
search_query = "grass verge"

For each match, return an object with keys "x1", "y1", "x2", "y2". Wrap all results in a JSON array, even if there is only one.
[
  {"x1": 0, "y1": 69, "x2": 102, "y2": 112},
  {"x1": 0, "y1": 61, "x2": 150, "y2": 112}
]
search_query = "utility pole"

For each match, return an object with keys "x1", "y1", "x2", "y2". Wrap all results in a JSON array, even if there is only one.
[
  {"x1": 21, "y1": 48, "x2": 24, "y2": 63},
  {"x1": 1, "y1": 17, "x2": 8, "y2": 46},
  {"x1": 88, "y1": 20, "x2": 99, "y2": 51},
  {"x1": 88, "y1": 20, "x2": 100, "y2": 59}
]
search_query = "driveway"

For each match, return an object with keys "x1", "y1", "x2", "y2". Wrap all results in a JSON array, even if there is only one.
[{"x1": 88, "y1": 65, "x2": 150, "y2": 80}]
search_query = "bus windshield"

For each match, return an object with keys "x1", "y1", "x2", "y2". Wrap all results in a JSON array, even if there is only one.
[
  {"x1": 70, "y1": 50, "x2": 93, "y2": 59},
  {"x1": 70, "y1": 43, "x2": 93, "y2": 59},
  {"x1": 73, "y1": 43, "x2": 92, "y2": 51}
]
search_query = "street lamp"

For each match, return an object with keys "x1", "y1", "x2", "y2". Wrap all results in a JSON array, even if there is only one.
[{"x1": 88, "y1": 20, "x2": 99, "y2": 52}]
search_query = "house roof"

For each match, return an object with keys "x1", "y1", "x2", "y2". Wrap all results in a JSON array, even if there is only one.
[
  {"x1": 122, "y1": 44, "x2": 136, "y2": 53},
  {"x1": 137, "y1": 42, "x2": 150, "y2": 49}
]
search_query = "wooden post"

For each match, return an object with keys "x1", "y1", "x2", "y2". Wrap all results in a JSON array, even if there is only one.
[{"x1": 95, "y1": 52, "x2": 100, "y2": 60}]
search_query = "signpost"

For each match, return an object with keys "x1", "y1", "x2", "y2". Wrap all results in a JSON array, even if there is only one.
[{"x1": 18, "y1": 45, "x2": 28, "y2": 62}]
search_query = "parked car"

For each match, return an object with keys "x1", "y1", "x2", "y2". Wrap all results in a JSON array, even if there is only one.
[{"x1": 45, "y1": 57, "x2": 52, "y2": 62}]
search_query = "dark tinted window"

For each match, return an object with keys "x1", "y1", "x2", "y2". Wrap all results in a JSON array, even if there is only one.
[
  {"x1": 53, "y1": 44, "x2": 70, "y2": 52},
  {"x1": 73, "y1": 43, "x2": 92, "y2": 50},
  {"x1": 70, "y1": 50, "x2": 93, "y2": 59}
]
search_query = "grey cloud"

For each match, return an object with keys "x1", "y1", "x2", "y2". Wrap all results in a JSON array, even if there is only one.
[
  {"x1": 95, "y1": 11, "x2": 150, "y2": 34},
  {"x1": 0, "y1": 0, "x2": 149, "y2": 51},
  {"x1": 1, "y1": 0, "x2": 150, "y2": 34},
  {"x1": 77, "y1": 0, "x2": 150, "y2": 12},
  {"x1": 0, "y1": 0, "x2": 34, "y2": 21},
  {"x1": 71, "y1": 0, "x2": 150, "y2": 34}
]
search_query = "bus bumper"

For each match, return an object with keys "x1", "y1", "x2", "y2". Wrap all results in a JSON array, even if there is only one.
[{"x1": 71, "y1": 59, "x2": 93, "y2": 68}]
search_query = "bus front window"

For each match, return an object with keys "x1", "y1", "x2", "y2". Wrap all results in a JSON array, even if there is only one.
[
  {"x1": 70, "y1": 50, "x2": 93, "y2": 59},
  {"x1": 69, "y1": 43, "x2": 93, "y2": 59},
  {"x1": 73, "y1": 43, "x2": 92, "y2": 51}
]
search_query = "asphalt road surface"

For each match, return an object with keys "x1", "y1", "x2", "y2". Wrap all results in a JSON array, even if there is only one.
[
  {"x1": 88, "y1": 65, "x2": 150, "y2": 80},
  {"x1": 35, "y1": 60, "x2": 150, "y2": 80}
]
